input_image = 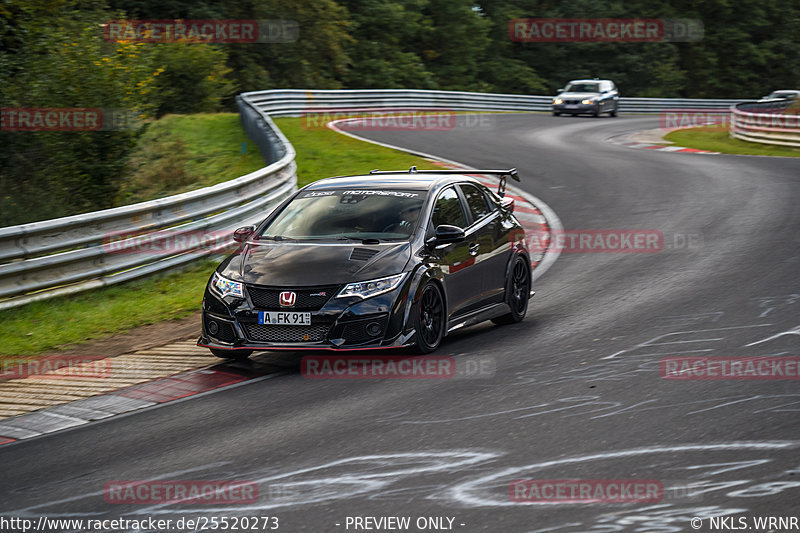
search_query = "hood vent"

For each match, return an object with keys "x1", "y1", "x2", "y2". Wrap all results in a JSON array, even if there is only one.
[{"x1": 349, "y1": 248, "x2": 380, "y2": 261}]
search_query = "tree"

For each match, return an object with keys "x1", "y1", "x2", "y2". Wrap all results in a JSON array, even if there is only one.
[{"x1": 339, "y1": 0, "x2": 436, "y2": 89}]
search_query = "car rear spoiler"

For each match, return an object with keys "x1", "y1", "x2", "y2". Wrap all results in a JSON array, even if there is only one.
[{"x1": 369, "y1": 166, "x2": 519, "y2": 197}]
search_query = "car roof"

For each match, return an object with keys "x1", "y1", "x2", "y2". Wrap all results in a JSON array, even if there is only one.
[
  {"x1": 568, "y1": 79, "x2": 610, "y2": 83},
  {"x1": 302, "y1": 173, "x2": 483, "y2": 192}
]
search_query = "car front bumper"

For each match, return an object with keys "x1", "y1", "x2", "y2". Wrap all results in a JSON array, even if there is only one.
[
  {"x1": 197, "y1": 280, "x2": 415, "y2": 351},
  {"x1": 553, "y1": 103, "x2": 599, "y2": 114}
]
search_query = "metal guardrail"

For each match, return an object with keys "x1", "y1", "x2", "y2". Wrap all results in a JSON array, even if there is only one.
[
  {"x1": 0, "y1": 88, "x2": 759, "y2": 310},
  {"x1": 0, "y1": 96, "x2": 297, "y2": 310},
  {"x1": 730, "y1": 100, "x2": 800, "y2": 148},
  {"x1": 242, "y1": 88, "x2": 746, "y2": 116}
]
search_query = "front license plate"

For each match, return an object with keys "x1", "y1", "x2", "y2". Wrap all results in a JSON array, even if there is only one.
[
  {"x1": 259, "y1": 311, "x2": 311, "y2": 325},
  {"x1": 565, "y1": 105, "x2": 578, "y2": 109}
]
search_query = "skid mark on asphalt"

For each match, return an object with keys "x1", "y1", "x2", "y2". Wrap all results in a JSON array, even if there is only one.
[
  {"x1": 449, "y1": 441, "x2": 800, "y2": 507},
  {"x1": 8, "y1": 442, "x2": 799, "y2": 524},
  {"x1": 375, "y1": 392, "x2": 800, "y2": 426},
  {"x1": 601, "y1": 324, "x2": 774, "y2": 360}
]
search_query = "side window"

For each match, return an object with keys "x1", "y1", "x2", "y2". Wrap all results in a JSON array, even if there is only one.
[
  {"x1": 460, "y1": 184, "x2": 492, "y2": 223},
  {"x1": 431, "y1": 187, "x2": 467, "y2": 229}
]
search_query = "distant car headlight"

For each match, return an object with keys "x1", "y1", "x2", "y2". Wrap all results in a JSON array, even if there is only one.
[
  {"x1": 337, "y1": 273, "x2": 406, "y2": 300},
  {"x1": 553, "y1": 98, "x2": 563, "y2": 105},
  {"x1": 210, "y1": 272, "x2": 244, "y2": 299},
  {"x1": 582, "y1": 99, "x2": 595, "y2": 105}
]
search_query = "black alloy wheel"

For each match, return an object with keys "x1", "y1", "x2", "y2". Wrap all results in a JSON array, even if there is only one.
[
  {"x1": 492, "y1": 255, "x2": 531, "y2": 325},
  {"x1": 413, "y1": 282, "x2": 445, "y2": 354}
]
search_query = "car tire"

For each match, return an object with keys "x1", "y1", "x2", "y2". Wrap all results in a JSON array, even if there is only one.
[
  {"x1": 552, "y1": 111, "x2": 560, "y2": 116},
  {"x1": 492, "y1": 255, "x2": 531, "y2": 326},
  {"x1": 210, "y1": 348, "x2": 253, "y2": 360},
  {"x1": 592, "y1": 105, "x2": 600, "y2": 117},
  {"x1": 412, "y1": 282, "x2": 446, "y2": 354},
  {"x1": 610, "y1": 104, "x2": 618, "y2": 117}
]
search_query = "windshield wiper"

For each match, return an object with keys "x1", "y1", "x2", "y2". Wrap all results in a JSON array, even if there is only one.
[
  {"x1": 259, "y1": 235, "x2": 293, "y2": 241},
  {"x1": 339, "y1": 235, "x2": 381, "y2": 244}
]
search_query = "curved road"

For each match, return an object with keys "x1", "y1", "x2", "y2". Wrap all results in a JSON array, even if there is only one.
[{"x1": 2, "y1": 114, "x2": 799, "y2": 532}]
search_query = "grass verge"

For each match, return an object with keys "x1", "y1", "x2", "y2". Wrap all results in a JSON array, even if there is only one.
[
  {"x1": 0, "y1": 260, "x2": 217, "y2": 358},
  {"x1": 274, "y1": 117, "x2": 440, "y2": 186},
  {"x1": 664, "y1": 126, "x2": 800, "y2": 157},
  {"x1": 1, "y1": 114, "x2": 441, "y2": 357},
  {"x1": 116, "y1": 113, "x2": 266, "y2": 204}
]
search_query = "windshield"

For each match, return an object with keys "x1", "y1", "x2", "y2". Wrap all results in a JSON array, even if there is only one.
[
  {"x1": 260, "y1": 189, "x2": 426, "y2": 241},
  {"x1": 565, "y1": 82, "x2": 600, "y2": 93}
]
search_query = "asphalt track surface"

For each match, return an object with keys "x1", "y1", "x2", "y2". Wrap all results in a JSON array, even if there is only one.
[{"x1": 1, "y1": 114, "x2": 799, "y2": 533}]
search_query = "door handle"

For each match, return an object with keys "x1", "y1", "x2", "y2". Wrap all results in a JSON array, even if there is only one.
[{"x1": 469, "y1": 243, "x2": 480, "y2": 256}]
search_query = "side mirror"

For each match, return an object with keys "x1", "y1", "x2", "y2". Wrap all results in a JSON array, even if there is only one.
[
  {"x1": 432, "y1": 225, "x2": 466, "y2": 245},
  {"x1": 501, "y1": 197, "x2": 515, "y2": 213},
  {"x1": 232, "y1": 225, "x2": 256, "y2": 243},
  {"x1": 557, "y1": 88, "x2": 564, "y2": 94}
]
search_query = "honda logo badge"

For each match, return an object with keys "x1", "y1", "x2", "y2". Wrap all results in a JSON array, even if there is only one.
[{"x1": 279, "y1": 291, "x2": 297, "y2": 307}]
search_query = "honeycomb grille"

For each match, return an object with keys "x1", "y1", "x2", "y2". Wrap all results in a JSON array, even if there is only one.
[
  {"x1": 204, "y1": 315, "x2": 237, "y2": 343},
  {"x1": 246, "y1": 285, "x2": 340, "y2": 310},
  {"x1": 340, "y1": 316, "x2": 388, "y2": 344},
  {"x1": 244, "y1": 323, "x2": 330, "y2": 343}
]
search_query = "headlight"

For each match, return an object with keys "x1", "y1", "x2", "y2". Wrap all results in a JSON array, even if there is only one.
[
  {"x1": 337, "y1": 273, "x2": 406, "y2": 300},
  {"x1": 210, "y1": 272, "x2": 244, "y2": 299},
  {"x1": 553, "y1": 98, "x2": 563, "y2": 105},
  {"x1": 581, "y1": 99, "x2": 595, "y2": 105}
]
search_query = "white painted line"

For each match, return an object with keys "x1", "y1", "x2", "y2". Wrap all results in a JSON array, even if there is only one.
[
  {"x1": 448, "y1": 441, "x2": 800, "y2": 507},
  {"x1": 0, "y1": 370, "x2": 290, "y2": 447},
  {"x1": 6, "y1": 462, "x2": 234, "y2": 514},
  {"x1": 45, "y1": 403, "x2": 117, "y2": 421},
  {"x1": 745, "y1": 324, "x2": 800, "y2": 347},
  {"x1": 602, "y1": 324, "x2": 774, "y2": 359},
  {"x1": 0, "y1": 424, "x2": 41, "y2": 439},
  {"x1": 0, "y1": 411, "x2": 88, "y2": 436}
]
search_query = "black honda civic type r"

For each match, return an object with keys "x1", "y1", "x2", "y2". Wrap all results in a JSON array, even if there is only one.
[{"x1": 198, "y1": 167, "x2": 533, "y2": 358}]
